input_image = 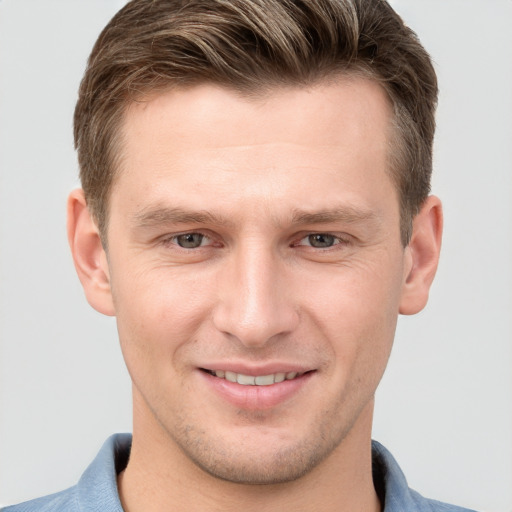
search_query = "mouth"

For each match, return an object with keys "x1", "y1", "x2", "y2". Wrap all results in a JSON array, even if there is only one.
[
  {"x1": 199, "y1": 367, "x2": 315, "y2": 409},
  {"x1": 200, "y1": 368, "x2": 308, "y2": 386}
]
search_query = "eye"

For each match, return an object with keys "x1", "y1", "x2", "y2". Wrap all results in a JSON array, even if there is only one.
[
  {"x1": 296, "y1": 233, "x2": 342, "y2": 248},
  {"x1": 174, "y1": 233, "x2": 208, "y2": 248},
  {"x1": 306, "y1": 234, "x2": 336, "y2": 248}
]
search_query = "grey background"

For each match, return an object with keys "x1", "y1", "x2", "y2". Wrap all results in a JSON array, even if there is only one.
[{"x1": 1, "y1": 1, "x2": 511, "y2": 510}]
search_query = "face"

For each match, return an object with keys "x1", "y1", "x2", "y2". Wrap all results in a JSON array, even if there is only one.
[{"x1": 104, "y1": 79, "x2": 411, "y2": 484}]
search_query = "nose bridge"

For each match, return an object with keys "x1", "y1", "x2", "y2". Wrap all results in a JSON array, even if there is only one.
[{"x1": 213, "y1": 237, "x2": 298, "y2": 347}]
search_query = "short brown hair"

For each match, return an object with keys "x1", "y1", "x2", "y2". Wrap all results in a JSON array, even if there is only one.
[{"x1": 74, "y1": 0, "x2": 438, "y2": 246}]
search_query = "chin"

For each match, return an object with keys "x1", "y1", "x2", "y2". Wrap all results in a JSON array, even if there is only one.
[
  {"x1": 170, "y1": 417, "x2": 349, "y2": 485},
  {"x1": 188, "y1": 445, "x2": 326, "y2": 485}
]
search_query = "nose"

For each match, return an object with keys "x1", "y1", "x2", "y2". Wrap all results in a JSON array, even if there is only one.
[{"x1": 212, "y1": 241, "x2": 299, "y2": 348}]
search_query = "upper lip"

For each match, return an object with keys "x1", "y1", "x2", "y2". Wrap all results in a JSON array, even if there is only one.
[{"x1": 197, "y1": 362, "x2": 314, "y2": 376}]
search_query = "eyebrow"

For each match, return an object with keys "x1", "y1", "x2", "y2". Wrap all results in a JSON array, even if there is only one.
[
  {"x1": 290, "y1": 206, "x2": 380, "y2": 226},
  {"x1": 132, "y1": 206, "x2": 234, "y2": 228},
  {"x1": 132, "y1": 204, "x2": 380, "y2": 230}
]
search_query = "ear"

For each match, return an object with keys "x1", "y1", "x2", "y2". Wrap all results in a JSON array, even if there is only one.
[
  {"x1": 67, "y1": 189, "x2": 115, "y2": 316},
  {"x1": 399, "y1": 195, "x2": 443, "y2": 315}
]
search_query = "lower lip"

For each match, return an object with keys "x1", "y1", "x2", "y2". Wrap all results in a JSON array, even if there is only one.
[{"x1": 199, "y1": 370, "x2": 314, "y2": 410}]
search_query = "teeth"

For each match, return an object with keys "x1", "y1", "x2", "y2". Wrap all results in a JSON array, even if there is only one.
[
  {"x1": 255, "y1": 374, "x2": 274, "y2": 386},
  {"x1": 210, "y1": 369, "x2": 302, "y2": 386},
  {"x1": 225, "y1": 371, "x2": 237, "y2": 383},
  {"x1": 237, "y1": 374, "x2": 256, "y2": 385}
]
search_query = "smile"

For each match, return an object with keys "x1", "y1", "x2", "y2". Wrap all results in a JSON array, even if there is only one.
[{"x1": 202, "y1": 369, "x2": 304, "y2": 386}]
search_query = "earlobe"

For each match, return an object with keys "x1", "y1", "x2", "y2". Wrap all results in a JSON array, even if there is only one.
[
  {"x1": 67, "y1": 189, "x2": 115, "y2": 316},
  {"x1": 399, "y1": 195, "x2": 443, "y2": 315}
]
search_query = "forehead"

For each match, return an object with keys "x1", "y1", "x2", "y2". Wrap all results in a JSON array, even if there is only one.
[
  {"x1": 111, "y1": 78, "x2": 397, "y2": 227},
  {"x1": 122, "y1": 77, "x2": 393, "y2": 151}
]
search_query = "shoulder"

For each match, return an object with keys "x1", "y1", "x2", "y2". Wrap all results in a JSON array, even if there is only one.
[
  {"x1": 407, "y1": 488, "x2": 478, "y2": 512},
  {"x1": 1, "y1": 487, "x2": 78, "y2": 512},
  {"x1": 372, "y1": 440, "x2": 479, "y2": 512},
  {"x1": 1, "y1": 433, "x2": 130, "y2": 512}
]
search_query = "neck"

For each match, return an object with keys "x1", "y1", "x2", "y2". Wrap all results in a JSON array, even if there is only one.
[{"x1": 118, "y1": 397, "x2": 381, "y2": 512}]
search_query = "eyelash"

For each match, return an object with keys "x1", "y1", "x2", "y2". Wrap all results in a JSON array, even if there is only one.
[
  {"x1": 160, "y1": 231, "x2": 214, "y2": 249},
  {"x1": 160, "y1": 231, "x2": 351, "y2": 250},
  {"x1": 293, "y1": 233, "x2": 351, "y2": 249}
]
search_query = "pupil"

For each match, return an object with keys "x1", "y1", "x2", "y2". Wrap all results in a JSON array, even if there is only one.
[
  {"x1": 309, "y1": 234, "x2": 334, "y2": 248},
  {"x1": 177, "y1": 233, "x2": 203, "y2": 248}
]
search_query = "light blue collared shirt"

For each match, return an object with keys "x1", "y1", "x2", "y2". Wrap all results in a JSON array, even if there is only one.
[{"x1": 2, "y1": 434, "x2": 478, "y2": 512}]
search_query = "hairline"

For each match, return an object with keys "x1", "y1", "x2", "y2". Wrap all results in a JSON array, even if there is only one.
[{"x1": 95, "y1": 70, "x2": 413, "y2": 250}]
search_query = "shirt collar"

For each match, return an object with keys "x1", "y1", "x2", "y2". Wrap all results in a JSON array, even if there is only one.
[
  {"x1": 76, "y1": 433, "x2": 130, "y2": 512},
  {"x1": 372, "y1": 439, "x2": 422, "y2": 511},
  {"x1": 75, "y1": 434, "x2": 424, "y2": 512}
]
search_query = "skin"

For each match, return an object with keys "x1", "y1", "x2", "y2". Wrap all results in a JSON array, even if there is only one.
[{"x1": 68, "y1": 78, "x2": 442, "y2": 512}]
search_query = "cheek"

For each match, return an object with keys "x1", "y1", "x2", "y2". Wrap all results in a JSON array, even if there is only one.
[
  {"x1": 110, "y1": 264, "x2": 215, "y2": 376},
  {"x1": 301, "y1": 256, "x2": 403, "y2": 370}
]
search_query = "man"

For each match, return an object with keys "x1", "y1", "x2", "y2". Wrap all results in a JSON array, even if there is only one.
[{"x1": 2, "y1": 0, "x2": 477, "y2": 511}]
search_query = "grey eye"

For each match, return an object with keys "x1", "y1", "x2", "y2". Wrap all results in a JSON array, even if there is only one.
[
  {"x1": 308, "y1": 234, "x2": 336, "y2": 248},
  {"x1": 176, "y1": 233, "x2": 205, "y2": 248}
]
